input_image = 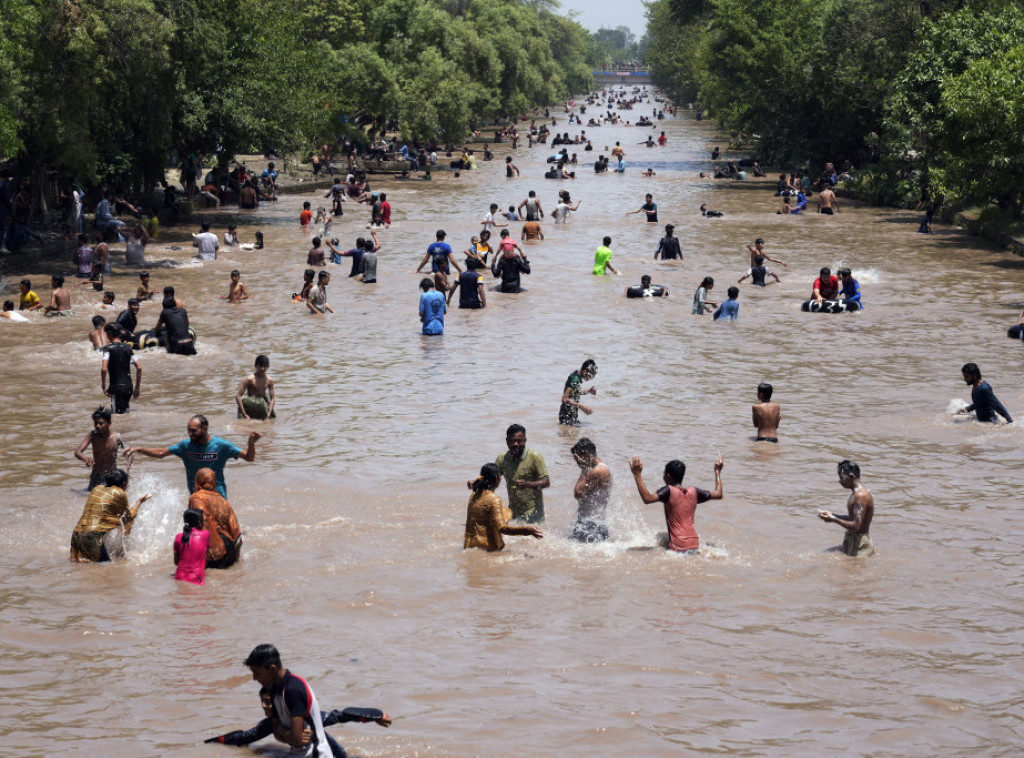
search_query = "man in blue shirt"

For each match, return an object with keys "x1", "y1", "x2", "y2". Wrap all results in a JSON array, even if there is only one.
[
  {"x1": 713, "y1": 286, "x2": 740, "y2": 321},
  {"x1": 415, "y1": 229, "x2": 461, "y2": 291},
  {"x1": 418, "y1": 277, "x2": 446, "y2": 335},
  {"x1": 126, "y1": 414, "x2": 262, "y2": 496}
]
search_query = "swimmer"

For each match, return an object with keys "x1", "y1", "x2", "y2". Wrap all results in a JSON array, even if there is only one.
[
  {"x1": 691, "y1": 276, "x2": 716, "y2": 315},
  {"x1": 592, "y1": 236, "x2": 619, "y2": 276},
  {"x1": 1, "y1": 300, "x2": 28, "y2": 321},
  {"x1": 812, "y1": 267, "x2": 839, "y2": 303},
  {"x1": 19, "y1": 279, "x2": 42, "y2": 311},
  {"x1": 43, "y1": 274, "x2": 73, "y2": 316},
  {"x1": 738, "y1": 255, "x2": 781, "y2": 287},
  {"x1": 818, "y1": 460, "x2": 874, "y2": 556},
  {"x1": 306, "y1": 271, "x2": 335, "y2": 314},
  {"x1": 236, "y1": 355, "x2": 276, "y2": 420},
  {"x1": 559, "y1": 359, "x2": 597, "y2": 426},
  {"x1": 626, "y1": 274, "x2": 669, "y2": 298},
  {"x1": 626, "y1": 193, "x2": 658, "y2": 222},
  {"x1": 293, "y1": 269, "x2": 315, "y2": 302},
  {"x1": 136, "y1": 272, "x2": 155, "y2": 301},
  {"x1": 88, "y1": 315, "x2": 109, "y2": 350},
  {"x1": 101, "y1": 324, "x2": 142, "y2": 414},
  {"x1": 641, "y1": 168, "x2": 656, "y2": 177},
  {"x1": 746, "y1": 238, "x2": 787, "y2": 267},
  {"x1": 752, "y1": 383, "x2": 780, "y2": 442},
  {"x1": 629, "y1": 454, "x2": 723, "y2": 553},
  {"x1": 70, "y1": 468, "x2": 151, "y2": 562},
  {"x1": 74, "y1": 407, "x2": 129, "y2": 489},
  {"x1": 700, "y1": 203, "x2": 724, "y2": 217},
  {"x1": 712, "y1": 286, "x2": 740, "y2": 321},
  {"x1": 957, "y1": 363, "x2": 1012, "y2": 423},
  {"x1": 205, "y1": 686, "x2": 390, "y2": 756},
  {"x1": 571, "y1": 438, "x2": 612, "y2": 543},
  {"x1": 836, "y1": 268, "x2": 862, "y2": 309},
  {"x1": 464, "y1": 463, "x2": 544, "y2": 550}
]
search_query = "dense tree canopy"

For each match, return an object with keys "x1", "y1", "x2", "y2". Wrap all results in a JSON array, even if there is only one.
[
  {"x1": 644, "y1": 0, "x2": 1024, "y2": 216},
  {"x1": 0, "y1": 0, "x2": 595, "y2": 192}
]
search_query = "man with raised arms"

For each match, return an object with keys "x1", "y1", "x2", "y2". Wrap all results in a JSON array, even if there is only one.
[
  {"x1": 818, "y1": 460, "x2": 874, "y2": 557},
  {"x1": 629, "y1": 454, "x2": 723, "y2": 553}
]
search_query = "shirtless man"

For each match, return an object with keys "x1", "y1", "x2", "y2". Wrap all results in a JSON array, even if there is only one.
[
  {"x1": 818, "y1": 460, "x2": 874, "y2": 556},
  {"x1": 75, "y1": 406, "x2": 130, "y2": 489},
  {"x1": 521, "y1": 219, "x2": 544, "y2": 241},
  {"x1": 570, "y1": 437, "x2": 613, "y2": 543},
  {"x1": 745, "y1": 238, "x2": 787, "y2": 268},
  {"x1": 752, "y1": 383, "x2": 780, "y2": 442},
  {"x1": 817, "y1": 185, "x2": 840, "y2": 214},
  {"x1": 223, "y1": 270, "x2": 249, "y2": 303},
  {"x1": 88, "y1": 316, "x2": 109, "y2": 350},
  {"x1": 236, "y1": 355, "x2": 276, "y2": 420},
  {"x1": 43, "y1": 275, "x2": 73, "y2": 316}
]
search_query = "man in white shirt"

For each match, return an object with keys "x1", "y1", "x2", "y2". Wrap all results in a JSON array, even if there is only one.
[{"x1": 193, "y1": 221, "x2": 219, "y2": 260}]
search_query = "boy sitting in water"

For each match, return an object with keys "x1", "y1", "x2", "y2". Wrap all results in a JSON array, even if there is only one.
[
  {"x1": 136, "y1": 272, "x2": 155, "y2": 301},
  {"x1": 236, "y1": 355, "x2": 275, "y2": 419},
  {"x1": 223, "y1": 270, "x2": 249, "y2": 304}
]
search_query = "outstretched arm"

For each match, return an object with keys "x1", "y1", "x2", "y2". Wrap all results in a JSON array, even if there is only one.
[
  {"x1": 629, "y1": 456, "x2": 661, "y2": 504},
  {"x1": 239, "y1": 431, "x2": 263, "y2": 462}
]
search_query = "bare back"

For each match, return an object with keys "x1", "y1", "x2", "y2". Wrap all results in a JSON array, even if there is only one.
[{"x1": 752, "y1": 402, "x2": 781, "y2": 438}]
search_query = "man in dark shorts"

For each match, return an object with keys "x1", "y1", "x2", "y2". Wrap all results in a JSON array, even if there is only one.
[
  {"x1": 559, "y1": 359, "x2": 597, "y2": 426},
  {"x1": 818, "y1": 460, "x2": 874, "y2": 556},
  {"x1": 74, "y1": 407, "x2": 129, "y2": 489},
  {"x1": 153, "y1": 295, "x2": 195, "y2": 355},
  {"x1": 101, "y1": 324, "x2": 141, "y2": 413}
]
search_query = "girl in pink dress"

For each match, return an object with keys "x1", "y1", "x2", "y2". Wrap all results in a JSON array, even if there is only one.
[{"x1": 173, "y1": 508, "x2": 210, "y2": 586}]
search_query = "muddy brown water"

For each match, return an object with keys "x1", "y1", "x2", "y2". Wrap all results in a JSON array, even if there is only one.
[{"x1": 2, "y1": 101, "x2": 1023, "y2": 757}]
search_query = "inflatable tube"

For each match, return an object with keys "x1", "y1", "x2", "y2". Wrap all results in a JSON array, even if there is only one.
[
  {"x1": 627, "y1": 284, "x2": 669, "y2": 298},
  {"x1": 1007, "y1": 324, "x2": 1023, "y2": 340},
  {"x1": 130, "y1": 327, "x2": 197, "y2": 349},
  {"x1": 801, "y1": 299, "x2": 858, "y2": 314}
]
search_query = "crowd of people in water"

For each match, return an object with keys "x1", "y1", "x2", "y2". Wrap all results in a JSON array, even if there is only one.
[{"x1": 5, "y1": 83, "x2": 1019, "y2": 754}]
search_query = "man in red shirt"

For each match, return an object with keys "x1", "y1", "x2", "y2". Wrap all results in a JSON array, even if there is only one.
[
  {"x1": 812, "y1": 267, "x2": 839, "y2": 303},
  {"x1": 629, "y1": 455, "x2": 724, "y2": 553}
]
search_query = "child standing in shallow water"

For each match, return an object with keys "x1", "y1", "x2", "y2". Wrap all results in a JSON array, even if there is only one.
[
  {"x1": 236, "y1": 355, "x2": 276, "y2": 419},
  {"x1": 174, "y1": 508, "x2": 209, "y2": 585}
]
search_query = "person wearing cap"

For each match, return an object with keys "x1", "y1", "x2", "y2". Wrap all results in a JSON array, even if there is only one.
[
  {"x1": 654, "y1": 224, "x2": 682, "y2": 260},
  {"x1": 416, "y1": 229, "x2": 462, "y2": 292}
]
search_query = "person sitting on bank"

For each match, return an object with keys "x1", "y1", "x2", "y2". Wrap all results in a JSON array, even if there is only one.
[
  {"x1": 70, "y1": 469, "x2": 151, "y2": 562},
  {"x1": 464, "y1": 463, "x2": 544, "y2": 551}
]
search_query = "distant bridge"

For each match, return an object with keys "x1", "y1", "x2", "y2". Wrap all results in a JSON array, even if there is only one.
[{"x1": 593, "y1": 69, "x2": 651, "y2": 86}]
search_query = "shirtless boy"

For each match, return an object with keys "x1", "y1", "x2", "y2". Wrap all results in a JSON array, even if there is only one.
[
  {"x1": 44, "y1": 275, "x2": 73, "y2": 316},
  {"x1": 571, "y1": 437, "x2": 613, "y2": 543},
  {"x1": 236, "y1": 355, "x2": 276, "y2": 420},
  {"x1": 752, "y1": 382, "x2": 780, "y2": 442},
  {"x1": 817, "y1": 185, "x2": 840, "y2": 214},
  {"x1": 745, "y1": 238, "x2": 787, "y2": 268},
  {"x1": 137, "y1": 272, "x2": 155, "y2": 301},
  {"x1": 88, "y1": 316, "x2": 109, "y2": 350},
  {"x1": 224, "y1": 270, "x2": 249, "y2": 303},
  {"x1": 74, "y1": 407, "x2": 130, "y2": 489},
  {"x1": 818, "y1": 460, "x2": 874, "y2": 556}
]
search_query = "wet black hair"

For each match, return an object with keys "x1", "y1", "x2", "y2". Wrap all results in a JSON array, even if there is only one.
[
  {"x1": 162, "y1": 296, "x2": 176, "y2": 309},
  {"x1": 311, "y1": 237, "x2": 321, "y2": 247},
  {"x1": 820, "y1": 267, "x2": 831, "y2": 277},
  {"x1": 473, "y1": 462, "x2": 501, "y2": 493},
  {"x1": 105, "y1": 469, "x2": 129, "y2": 489},
  {"x1": 758, "y1": 383, "x2": 773, "y2": 401},
  {"x1": 581, "y1": 358, "x2": 597, "y2": 375},
  {"x1": 664, "y1": 460, "x2": 686, "y2": 485},
  {"x1": 304, "y1": 269, "x2": 315, "y2": 279},
  {"x1": 317, "y1": 270, "x2": 329, "y2": 281},
  {"x1": 837, "y1": 460, "x2": 860, "y2": 479},
  {"x1": 93, "y1": 315, "x2": 107, "y2": 328},
  {"x1": 961, "y1": 362, "x2": 981, "y2": 381},
  {"x1": 506, "y1": 423, "x2": 526, "y2": 438},
  {"x1": 52, "y1": 274, "x2": 65, "y2": 287},
  {"x1": 103, "y1": 291, "x2": 115, "y2": 301},
  {"x1": 245, "y1": 644, "x2": 282, "y2": 670},
  {"x1": 2, "y1": 300, "x2": 12, "y2": 311},
  {"x1": 20, "y1": 278, "x2": 31, "y2": 288},
  {"x1": 420, "y1": 277, "x2": 434, "y2": 291},
  {"x1": 127, "y1": 298, "x2": 139, "y2": 306},
  {"x1": 255, "y1": 354, "x2": 270, "y2": 368},
  {"x1": 201, "y1": 221, "x2": 210, "y2": 231},
  {"x1": 571, "y1": 437, "x2": 597, "y2": 457},
  {"x1": 163, "y1": 286, "x2": 174, "y2": 296},
  {"x1": 190, "y1": 414, "x2": 209, "y2": 428},
  {"x1": 727, "y1": 286, "x2": 739, "y2": 298},
  {"x1": 602, "y1": 236, "x2": 612, "y2": 245},
  {"x1": 92, "y1": 406, "x2": 112, "y2": 423},
  {"x1": 701, "y1": 276, "x2": 714, "y2": 288},
  {"x1": 103, "y1": 323, "x2": 121, "y2": 338},
  {"x1": 181, "y1": 508, "x2": 204, "y2": 547}
]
